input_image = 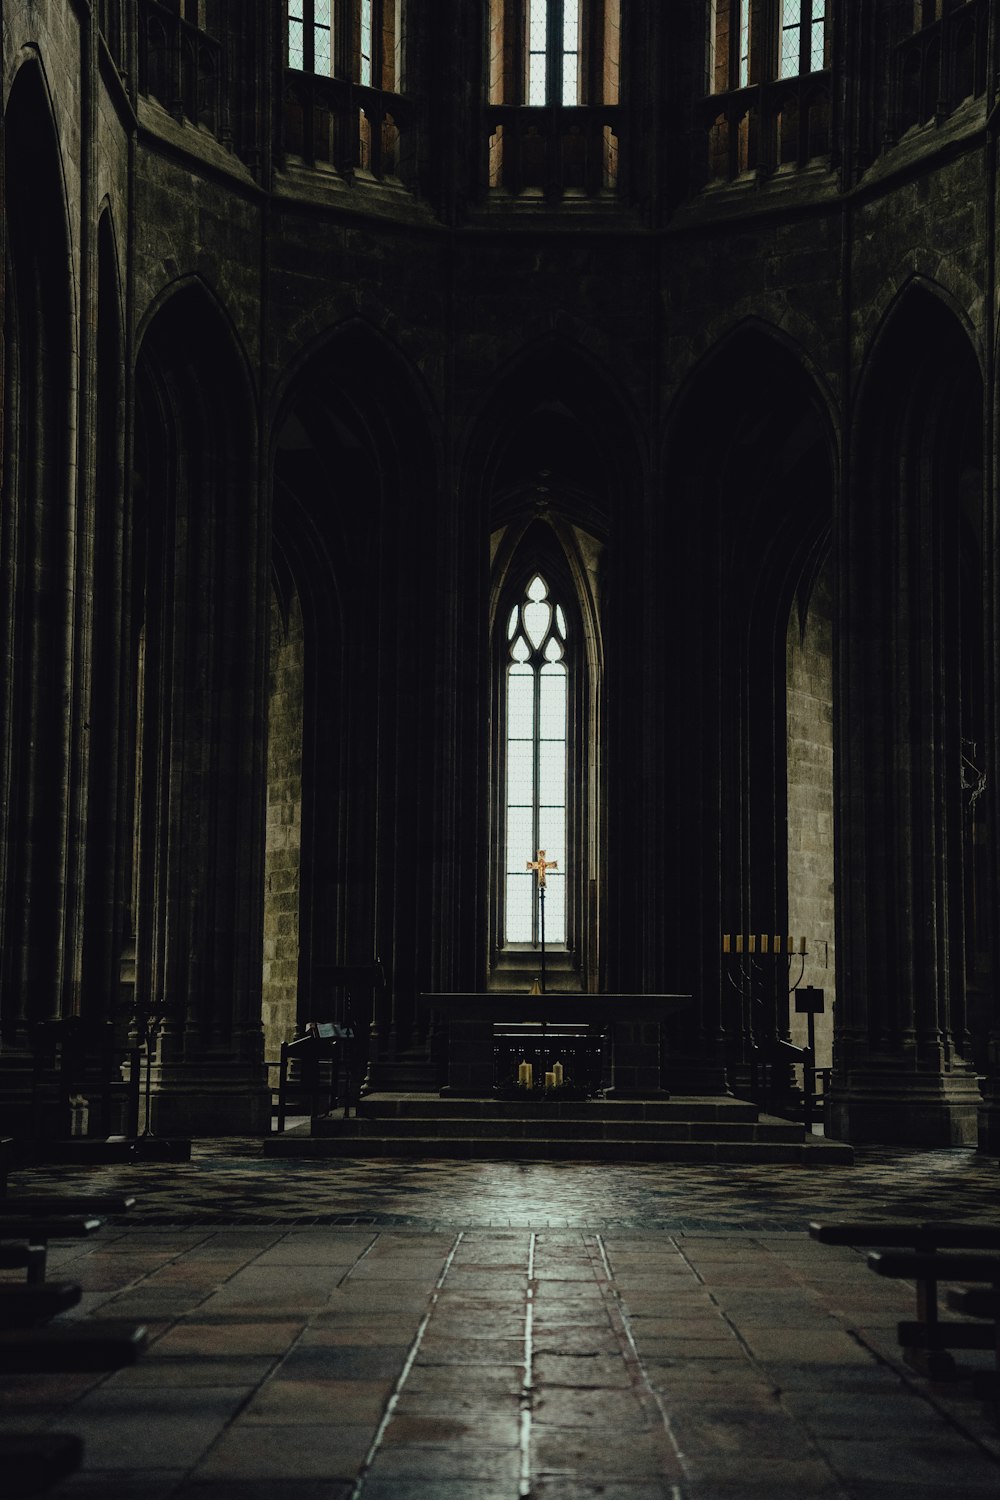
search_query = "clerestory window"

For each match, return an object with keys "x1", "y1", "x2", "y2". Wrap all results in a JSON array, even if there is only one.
[
  {"x1": 286, "y1": 0, "x2": 403, "y2": 88},
  {"x1": 504, "y1": 575, "x2": 568, "y2": 945},
  {"x1": 778, "y1": 0, "x2": 828, "y2": 79},
  {"x1": 287, "y1": 0, "x2": 333, "y2": 75},
  {"x1": 489, "y1": 0, "x2": 621, "y2": 107},
  {"x1": 709, "y1": 0, "x2": 830, "y2": 91}
]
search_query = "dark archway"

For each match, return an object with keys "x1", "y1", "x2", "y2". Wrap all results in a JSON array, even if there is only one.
[
  {"x1": 0, "y1": 62, "x2": 75, "y2": 1081},
  {"x1": 270, "y1": 321, "x2": 440, "y2": 1059},
  {"x1": 664, "y1": 323, "x2": 837, "y2": 1096},
  {"x1": 460, "y1": 336, "x2": 645, "y2": 998},
  {"x1": 132, "y1": 280, "x2": 268, "y2": 1133},
  {"x1": 832, "y1": 281, "x2": 985, "y2": 1145}
]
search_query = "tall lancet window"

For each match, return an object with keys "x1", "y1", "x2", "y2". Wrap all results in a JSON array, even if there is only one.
[{"x1": 505, "y1": 575, "x2": 568, "y2": 944}]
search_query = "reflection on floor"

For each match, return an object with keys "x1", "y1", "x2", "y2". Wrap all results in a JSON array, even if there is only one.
[{"x1": 2, "y1": 1141, "x2": 998, "y2": 1498}]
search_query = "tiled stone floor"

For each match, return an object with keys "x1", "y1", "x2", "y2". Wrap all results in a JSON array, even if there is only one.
[{"x1": 1, "y1": 1139, "x2": 998, "y2": 1498}]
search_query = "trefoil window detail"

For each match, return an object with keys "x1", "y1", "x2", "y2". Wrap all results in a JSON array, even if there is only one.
[{"x1": 504, "y1": 575, "x2": 568, "y2": 945}]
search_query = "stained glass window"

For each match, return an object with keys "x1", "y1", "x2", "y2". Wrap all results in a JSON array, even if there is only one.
[
  {"x1": 287, "y1": 0, "x2": 332, "y2": 76},
  {"x1": 528, "y1": 0, "x2": 548, "y2": 105},
  {"x1": 739, "y1": 0, "x2": 751, "y2": 86},
  {"x1": 504, "y1": 575, "x2": 568, "y2": 944},
  {"x1": 778, "y1": 0, "x2": 827, "y2": 79},
  {"x1": 524, "y1": 0, "x2": 581, "y2": 107},
  {"x1": 360, "y1": 0, "x2": 373, "y2": 85}
]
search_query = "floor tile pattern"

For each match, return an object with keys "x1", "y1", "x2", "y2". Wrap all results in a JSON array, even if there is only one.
[
  {"x1": 6, "y1": 1137, "x2": 998, "y2": 1232},
  {"x1": 1, "y1": 1141, "x2": 998, "y2": 1498}
]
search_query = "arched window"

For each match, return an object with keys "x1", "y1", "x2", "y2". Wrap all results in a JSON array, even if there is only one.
[{"x1": 504, "y1": 574, "x2": 569, "y2": 944}]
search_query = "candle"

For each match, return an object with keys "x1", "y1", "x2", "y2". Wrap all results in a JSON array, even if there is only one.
[
  {"x1": 787, "y1": 935, "x2": 794, "y2": 954},
  {"x1": 518, "y1": 1060, "x2": 532, "y2": 1086},
  {"x1": 735, "y1": 933, "x2": 744, "y2": 953},
  {"x1": 544, "y1": 1071, "x2": 556, "y2": 1088},
  {"x1": 722, "y1": 933, "x2": 731, "y2": 953},
  {"x1": 748, "y1": 934, "x2": 756, "y2": 954},
  {"x1": 799, "y1": 936, "x2": 807, "y2": 954},
  {"x1": 760, "y1": 934, "x2": 769, "y2": 954},
  {"x1": 774, "y1": 935, "x2": 782, "y2": 953},
  {"x1": 552, "y1": 1061, "x2": 564, "y2": 1085}
]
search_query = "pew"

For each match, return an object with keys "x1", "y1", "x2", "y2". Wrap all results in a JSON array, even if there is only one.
[
  {"x1": 0, "y1": 1215, "x2": 104, "y2": 1285},
  {"x1": 0, "y1": 1155, "x2": 149, "y2": 1491},
  {"x1": 0, "y1": 1434, "x2": 84, "y2": 1498},
  {"x1": 809, "y1": 1221, "x2": 1000, "y2": 1393}
]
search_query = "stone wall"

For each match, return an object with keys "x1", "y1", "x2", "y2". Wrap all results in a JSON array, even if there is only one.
[
  {"x1": 262, "y1": 591, "x2": 305, "y2": 1067},
  {"x1": 786, "y1": 562, "x2": 835, "y2": 1068}
]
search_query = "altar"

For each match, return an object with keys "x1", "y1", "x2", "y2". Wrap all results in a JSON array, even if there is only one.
[{"x1": 421, "y1": 992, "x2": 691, "y2": 1097}]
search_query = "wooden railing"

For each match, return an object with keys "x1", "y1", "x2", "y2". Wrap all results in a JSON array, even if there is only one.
[
  {"x1": 890, "y1": 0, "x2": 988, "y2": 139},
  {"x1": 281, "y1": 70, "x2": 416, "y2": 186},
  {"x1": 137, "y1": 0, "x2": 229, "y2": 143},
  {"x1": 698, "y1": 71, "x2": 833, "y2": 186},
  {"x1": 482, "y1": 104, "x2": 624, "y2": 201}
]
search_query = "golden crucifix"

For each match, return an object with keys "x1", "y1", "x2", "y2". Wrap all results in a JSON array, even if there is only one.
[
  {"x1": 526, "y1": 849, "x2": 558, "y2": 886},
  {"x1": 525, "y1": 849, "x2": 557, "y2": 992}
]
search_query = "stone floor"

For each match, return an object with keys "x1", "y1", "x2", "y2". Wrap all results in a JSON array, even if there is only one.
[{"x1": 1, "y1": 1139, "x2": 998, "y2": 1498}]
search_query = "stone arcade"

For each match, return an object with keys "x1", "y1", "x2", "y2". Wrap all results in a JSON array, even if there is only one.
[{"x1": 1, "y1": 1, "x2": 999, "y2": 1155}]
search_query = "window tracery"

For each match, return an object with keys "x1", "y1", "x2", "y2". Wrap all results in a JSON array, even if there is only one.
[{"x1": 504, "y1": 574, "x2": 569, "y2": 945}]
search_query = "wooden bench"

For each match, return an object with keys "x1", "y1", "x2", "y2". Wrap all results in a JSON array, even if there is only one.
[
  {"x1": 0, "y1": 1433, "x2": 84, "y2": 1498},
  {"x1": 810, "y1": 1221, "x2": 1000, "y2": 1387},
  {"x1": 0, "y1": 1146, "x2": 151, "y2": 1490},
  {"x1": 0, "y1": 1215, "x2": 105, "y2": 1285},
  {"x1": 0, "y1": 1281, "x2": 82, "y2": 1329}
]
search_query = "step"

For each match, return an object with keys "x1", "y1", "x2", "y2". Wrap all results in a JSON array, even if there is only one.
[
  {"x1": 312, "y1": 1116, "x2": 805, "y2": 1143},
  {"x1": 354, "y1": 1093, "x2": 761, "y2": 1123},
  {"x1": 264, "y1": 1132, "x2": 853, "y2": 1165}
]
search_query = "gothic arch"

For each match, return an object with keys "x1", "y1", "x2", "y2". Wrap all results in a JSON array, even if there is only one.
[
  {"x1": 460, "y1": 336, "x2": 644, "y2": 996},
  {"x1": 832, "y1": 280, "x2": 987, "y2": 1143},
  {"x1": 0, "y1": 56, "x2": 77, "y2": 1046},
  {"x1": 661, "y1": 324, "x2": 839, "y2": 1094},
  {"x1": 268, "y1": 317, "x2": 440, "y2": 1054},
  {"x1": 130, "y1": 281, "x2": 268, "y2": 1133}
]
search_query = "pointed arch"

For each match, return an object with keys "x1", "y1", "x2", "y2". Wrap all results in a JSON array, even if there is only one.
[
  {"x1": 0, "y1": 56, "x2": 77, "y2": 1045},
  {"x1": 662, "y1": 321, "x2": 839, "y2": 1094},
  {"x1": 462, "y1": 336, "x2": 643, "y2": 995},
  {"x1": 268, "y1": 316, "x2": 440, "y2": 1054},
  {"x1": 130, "y1": 279, "x2": 268, "y2": 1132},
  {"x1": 833, "y1": 277, "x2": 986, "y2": 1144}
]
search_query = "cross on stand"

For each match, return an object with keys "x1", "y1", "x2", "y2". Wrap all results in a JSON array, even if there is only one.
[{"x1": 526, "y1": 849, "x2": 557, "y2": 993}]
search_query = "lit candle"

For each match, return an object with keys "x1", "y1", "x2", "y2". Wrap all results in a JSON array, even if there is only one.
[
  {"x1": 722, "y1": 933, "x2": 731, "y2": 953},
  {"x1": 552, "y1": 1061, "x2": 564, "y2": 1085}
]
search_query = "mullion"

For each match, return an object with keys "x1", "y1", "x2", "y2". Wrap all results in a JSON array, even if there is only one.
[
  {"x1": 547, "y1": 0, "x2": 563, "y2": 106},
  {"x1": 532, "y1": 657, "x2": 541, "y2": 945}
]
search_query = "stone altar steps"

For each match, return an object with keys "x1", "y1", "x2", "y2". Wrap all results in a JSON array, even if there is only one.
[{"x1": 263, "y1": 1094, "x2": 854, "y2": 1164}]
